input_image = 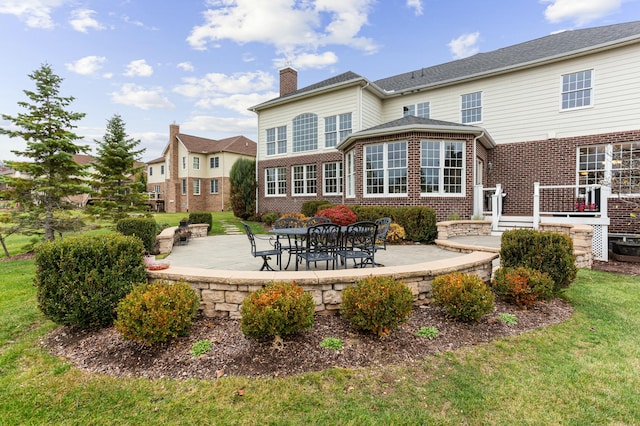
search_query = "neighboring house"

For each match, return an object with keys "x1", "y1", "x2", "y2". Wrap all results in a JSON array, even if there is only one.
[
  {"x1": 250, "y1": 21, "x2": 640, "y2": 238},
  {"x1": 68, "y1": 154, "x2": 97, "y2": 207},
  {"x1": 146, "y1": 124, "x2": 257, "y2": 213}
]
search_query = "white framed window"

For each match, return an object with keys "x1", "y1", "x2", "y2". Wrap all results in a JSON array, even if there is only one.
[
  {"x1": 578, "y1": 142, "x2": 640, "y2": 195},
  {"x1": 562, "y1": 70, "x2": 592, "y2": 110},
  {"x1": 461, "y1": 92, "x2": 482, "y2": 123},
  {"x1": 181, "y1": 179, "x2": 187, "y2": 195},
  {"x1": 148, "y1": 166, "x2": 153, "y2": 176},
  {"x1": 420, "y1": 140, "x2": 465, "y2": 195},
  {"x1": 364, "y1": 142, "x2": 407, "y2": 196},
  {"x1": 153, "y1": 185, "x2": 160, "y2": 193},
  {"x1": 323, "y1": 162, "x2": 343, "y2": 195},
  {"x1": 403, "y1": 102, "x2": 430, "y2": 118},
  {"x1": 292, "y1": 113, "x2": 318, "y2": 152},
  {"x1": 346, "y1": 151, "x2": 355, "y2": 198},
  {"x1": 265, "y1": 167, "x2": 286, "y2": 196},
  {"x1": 292, "y1": 164, "x2": 317, "y2": 195},
  {"x1": 266, "y1": 126, "x2": 287, "y2": 155},
  {"x1": 210, "y1": 157, "x2": 219, "y2": 168},
  {"x1": 193, "y1": 157, "x2": 200, "y2": 170},
  {"x1": 182, "y1": 156, "x2": 186, "y2": 169},
  {"x1": 324, "y1": 113, "x2": 352, "y2": 148},
  {"x1": 193, "y1": 179, "x2": 200, "y2": 195},
  {"x1": 210, "y1": 179, "x2": 219, "y2": 194},
  {"x1": 160, "y1": 165, "x2": 165, "y2": 175}
]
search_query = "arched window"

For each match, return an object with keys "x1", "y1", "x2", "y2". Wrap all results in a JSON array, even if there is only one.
[{"x1": 292, "y1": 113, "x2": 318, "y2": 152}]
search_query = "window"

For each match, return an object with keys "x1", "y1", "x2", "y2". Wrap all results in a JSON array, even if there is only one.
[
  {"x1": 364, "y1": 142, "x2": 407, "y2": 196},
  {"x1": 266, "y1": 126, "x2": 287, "y2": 155},
  {"x1": 579, "y1": 142, "x2": 640, "y2": 195},
  {"x1": 265, "y1": 167, "x2": 286, "y2": 196},
  {"x1": 153, "y1": 185, "x2": 160, "y2": 193},
  {"x1": 182, "y1": 156, "x2": 186, "y2": 169},
  {"x1": 461, "y1": 92, "x2": 482, "y2": 123},
  {"x1": 210, "y1": 157, "x2": 219, "y2": 168},
  {"x1": 324, "y1": 113, "x2": 352, "y2": 148},
  {"x1": 193, "y1": 179, "x2": 200, "y2": 195},
  {"x1": 193, "y1": 157, "x2": 200, "y2": 170},
  {"x1": 562, "y1": 70, "x2": 592, "y2": 110},
  {"x1": 323, "y1": 162, "x2": 343, "y2": 195},
  {"x1": 181, "y1": 179, "x2": 187, "y2": 195},
  {"x1": 346, "y1": 150, "x2": 355, "y2": 198},
  {"x1": 160, "y1": 165, "x2": 165, "y2": 175},
  {"x1": 421, "y1": 140, "x2": 465, "y2": 195},
  {"x1": 403, "y1": 102, "x2": 430, "y2": 118},
  {"x1": 210, "y1": 179, "x2": 219, "y2": 194},
  {"x1": 293, "y1": 164, "x2": 317, "y2": 195},
  {"x1": 148, "y1": 166, "x2": 153, "y2": 176},
  {"x1": 292, "y1": 113, "x2": 318, "y2": 152}
]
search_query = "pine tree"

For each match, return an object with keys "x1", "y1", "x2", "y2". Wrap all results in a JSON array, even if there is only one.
[
  {"x1": 0, "y1": 64, "x2": 89, "y2": 241},
  {"x1": 88, "y1": 114, "x2": 148, "y2": 221}
]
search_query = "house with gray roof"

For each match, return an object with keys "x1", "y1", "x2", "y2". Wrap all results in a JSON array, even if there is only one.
[
  {"x1": 146, "y1": 124, "x2": 256, "y2": 213},
  {"x1": 249, "y1": 21, "x2": 640, "y2": 239}
]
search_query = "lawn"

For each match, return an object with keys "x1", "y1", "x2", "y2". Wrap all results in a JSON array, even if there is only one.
[{"x1": 1, "y1": 260, "x2": 638, "y2": 425}]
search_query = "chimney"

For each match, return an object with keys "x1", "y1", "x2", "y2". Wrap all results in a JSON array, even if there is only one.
[{"x1": 279, "y1": 67, "x2": 298, "y2": 97}]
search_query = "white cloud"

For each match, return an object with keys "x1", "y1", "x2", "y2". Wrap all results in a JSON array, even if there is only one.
[
  {"x1": 187, "y1": 0, "x2": 378, "y2": 60},
  {"x1": 274, "y1": 51, "x2": 339, "y2": 70},
  {"x1": 406, "y1": 0, "x2": 423, "y2": 15},
  {"x1": 124, "y1": 59, "x2": 154, "y2": 77},
  {"x1": 0, "y1": 0, "x2": 66, "y2": 29},
  {"x1": 177, "y1": 62, "x2": 195, "y2": 72},
  {"x1": 110, "y1": 84, "x2": 175, "y2": 110},
  {"x1": 65, "y1": 55, "x2": 107, "y2": 75},
  {"x1": 195, "y1": 92, "x2": 279, "y2": 115},
  {"x1": 69, "y1": 8, "x2": 104, "y2": 33},
  {"x1": 173, "y1": 71, "x2": 275, "y2": 97},
  {"x1": 541, "y1": 0, "x2": 622, "y2": 26},
  {"x1": 182, "y1": 115, "x2": 258, "y2": 136},
  {"x1": 448, "y1": 32, "x2": 480, "y2": 59}
]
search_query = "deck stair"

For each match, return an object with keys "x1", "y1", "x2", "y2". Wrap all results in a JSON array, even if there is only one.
[{"x1": 491, "y1": 215, "x2": 535, "y2": 236}]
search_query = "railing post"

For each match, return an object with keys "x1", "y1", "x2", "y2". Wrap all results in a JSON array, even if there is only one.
[
  {"x1": 473, "y1": 184, "x2": 483, "y2": 218},
  {"x1": 491, "y1": 184, "x2": 502, "y2": 231},
  {"x1": 533, "y1": 182, "x2": 540, "y2": 230}
]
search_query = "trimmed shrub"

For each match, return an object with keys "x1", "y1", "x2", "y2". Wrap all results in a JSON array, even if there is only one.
[
  {"x1": 115, "y1": 281, "x2": 200, "y2": 345},
  {"x1": 188, "y1": 212, "x2": 212, "y2": 232},
  {"x1": 432, "y1": 272, "x2": 495, "y2": 322},
  {"x1": 492, "y1": 266, "x2": 555, "y2": 307},
  {"x1": 280, "y1": 212, "x2": 307, "y2": 221},
  {"x1": 394, "y1": 206, "x2": 438, "y2": 243},
  {"x1": 341, "y1": 276, "x2": 413, "y2": 337},
  {"x1": 301, "y1": 200, "x2": 332, "y2": 217},
  {"x1": 350, "y1": 205, "x2": 395, "y2": 222},
  {"x1": 116, "y1": 216, "x2": 157, "y2": 253},
  {"x1": 386, "y1": 223, "x2": 406, "y2": 243},
  {"x1": 500, "y1": 229, "x2": 577, "y2": 294},
  {"x1": 316, "y1": 204, "x2": 358, "y2": 226},
  {"x1": 35, "y1": 234, "x2": 147, "y2": 328},
  {"x1": 261, "y1": 212, "x2": 279, "y2": 226},
  {"x1": 241, "y1": 282, "x2": 315, "y2": 338}
]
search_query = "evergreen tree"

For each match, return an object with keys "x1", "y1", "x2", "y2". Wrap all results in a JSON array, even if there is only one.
[
  {"x1": 229, "y1": 158, "x2": 256, "y2": 219},
  {"x1": 0, "y1": 64, "x2": 89, "y2": 241},
  {"x1": 88, "y1": 114, "x2": 148, "y2": 221}
]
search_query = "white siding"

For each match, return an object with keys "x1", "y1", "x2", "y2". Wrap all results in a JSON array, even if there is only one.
[{"x1": 146, "y1": 161, "x2": 165, "y2": 184}]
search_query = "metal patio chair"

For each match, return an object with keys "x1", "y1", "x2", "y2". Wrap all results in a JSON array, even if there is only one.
[
  {"x1": 295, "y1": 223, "x2": 341, "y2": 271},
  {"x1": 336, "y1": 221, "x2": 378, "y2": 268},
  {"x1": 273, "y1": 217, "x2": 304, "y2": 269},
  {"x1": 241, "y1": 222, "x2": 282, "y2": 271}
]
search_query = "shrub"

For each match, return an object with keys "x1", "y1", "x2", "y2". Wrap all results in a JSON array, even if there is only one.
[
  {"x1": 316, "y1": 204, "x2": 358, "y2": 226},
  {"x1": 500, "y1": 229, "x2": 577, "y2": 294},
  {"x1": 240, "y1": 282, "x2": 315, "y2": 338},
  {"x1": 492, "y1": 266, "x2": 555, "y2": 307},
  {"x1": 301, "y1": 200, "x2": 331, "y2": 217},
  {"x1": 280, "y1": 212, "x2": 307, "y2": 221},
  {"x1": 261, "y1": 212, "x2": 279, "y2": 226},
  {"x1": 116, "y1": 216, "x2": 157, "y2": 253},
  {"x1": 386, "y1": 223, "x2": 406, "y2": 243},
  {"x1": 188, "y1": 212, "x2": 212, "y2": 232},
  {"x1": 394, "y1": 206, "x2": 438, "y2": 243},
  {"x1": 35, "y1": 234, "x2": 147, "y2": 328},
  {"x1": 432, "y1": 272, "x2": 495, "y2": 322},
  {"x1": 115, "y1": 281, "x2": 200, "y2": 345},
  {"x1": 341, "y1": 276, "x2": 413, "y2": 337}
]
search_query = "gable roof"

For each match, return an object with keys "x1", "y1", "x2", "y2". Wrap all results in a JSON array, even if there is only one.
[
  {"x1": 177, "y1": 134, "x2": 257, "y2": 157},
  {"x1": 72, "y1": 154, "x2": 95, "y2": 165},
  {"x1": 338, "y1": 115, "x2": 495, "y2": 150}
]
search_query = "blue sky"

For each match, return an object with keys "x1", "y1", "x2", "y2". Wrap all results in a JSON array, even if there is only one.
[{"x1": 1, "y1": 0, "x2": 639, "y2": 163}]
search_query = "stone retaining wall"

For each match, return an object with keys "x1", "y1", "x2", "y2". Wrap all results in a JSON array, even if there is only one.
[
  {"x1": 147, "y1": 251, "x2": 498, "y2": 319},
  {"x1": 156, "y1": 224, "x2": 209, "y2": 254}
]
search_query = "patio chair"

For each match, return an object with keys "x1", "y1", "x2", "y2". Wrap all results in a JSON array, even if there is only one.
[
  {"x1": 241, "y1": 222, "x2": 282, "y2": 271},
  {"x1": 337, "y1": 222, "x2": 377, "y2": 268},
  {"x1": 273, "y1": 217, "x2": 304, "y2": 269},
  {"x1": 305, "y1": 216, "x2": 332, "y2": 227},
  {"x1": 295, "y1": 223, "x2": 341, "y2": 271},
  {"x1": 374, "y1": 217, "x2": 392, "y2": 251}
]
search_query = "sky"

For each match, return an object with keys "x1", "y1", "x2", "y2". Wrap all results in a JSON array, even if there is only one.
[{"x1": 1, "y1": 0, "x2": 640, "y2": 163}]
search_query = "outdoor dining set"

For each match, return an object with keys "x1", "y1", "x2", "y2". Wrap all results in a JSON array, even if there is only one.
[{"x1": 241, "y1": 217, "x2": 392, "y2": 271}]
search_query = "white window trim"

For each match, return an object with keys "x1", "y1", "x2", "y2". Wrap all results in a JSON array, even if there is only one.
[
  {"x1": 265, "y1": 167, "x2": 287, "y2": 197},
  {"x1": 210, "y1": 179, "x2": 219, "y2": 194},
  {"x1": 560, "y1": 69, "x2": 594, "y2": 112},
  {"x1": 460, "y1": 92, "x2": 482, "y2": 124},
  {"x1": 346, "y1": 151, "x2": 355, "y2": 198},
  {"x1": 193, "y1": 157, "x2": 200, "y2": 170},
  {"x1": 181, "y1": 179, "x2": 187, "y2": 195},
  {"x1": 577, "y1": 142, "x2": 640, "y2": 197},
  {"x1": 363, "y1": 142, "x2": 408, "y2": 198},
  {"x1": 292, "y1": 164, "x2": 317, "y2": 196},
  {"x1": 266, "y1": 126, "x2": 287, "y2": 156},
  {"x1": 323, "y1": 162, "x2": 343, "y2": 196},
  {"x1": 193, "y1": 179, "x2": 200, "y2": 195},
  {"x1": 420, "y1": 140, "x2": 466, "y2": 197}
]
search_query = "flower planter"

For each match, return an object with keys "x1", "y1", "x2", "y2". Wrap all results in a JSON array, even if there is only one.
[{"x1": 611, "y1": 240, "x2": 640, "y2": 263}]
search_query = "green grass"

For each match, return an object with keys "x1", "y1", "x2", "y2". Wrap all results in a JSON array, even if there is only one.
[{"x1": 1, "y1": 264, "x2": 639, "y2": 425}]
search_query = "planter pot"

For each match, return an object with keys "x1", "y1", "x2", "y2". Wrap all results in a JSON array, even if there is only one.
[{"x1": 612, "y1": 240, "x2": 640, "y2": 257}]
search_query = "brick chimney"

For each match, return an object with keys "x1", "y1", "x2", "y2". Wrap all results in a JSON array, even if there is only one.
[
  {"x1": 167, "y1": 123, "x2": 180, "y2": 212},
  {"x1": 279, "y1": 67, "x2": 298, "y2": 97}
]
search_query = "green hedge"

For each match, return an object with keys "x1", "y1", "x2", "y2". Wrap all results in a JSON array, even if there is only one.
[
  {"x1": 35, "y1": 234, "x2": 147, "y2": 328},
  {"x1": 116, "y1": 217, "x2": 157, "y2": 253},
  {"x1": 351, "y1": 205, "x2": 437, "y2": 243},
  {"x1": 301, "y1": 200, "x2": 332, "y2": 217},
  {"x1": 188, "y1": 212, "x2": 212, "y2": 232}
]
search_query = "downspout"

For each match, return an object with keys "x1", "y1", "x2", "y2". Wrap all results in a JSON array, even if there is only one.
[
  {"x1": 472, "y1": 131, "x2": 484, "y2": 218},
  {"x1": 220, "y1": 153, "x2": 225, "y2": 212}
]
